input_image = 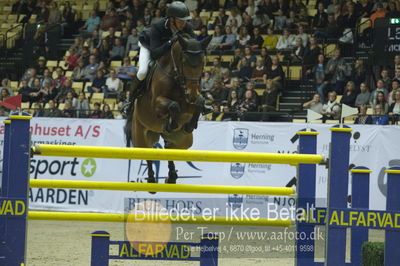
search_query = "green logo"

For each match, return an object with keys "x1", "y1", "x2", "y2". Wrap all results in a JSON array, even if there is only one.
[{"x1": 81, "y1": 158, "x2": 97, "y2": 177}]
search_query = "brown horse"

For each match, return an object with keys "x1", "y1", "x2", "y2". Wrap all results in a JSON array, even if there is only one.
[{"x1": 127, "y1": 34, "x2": 211, "y2": 184}]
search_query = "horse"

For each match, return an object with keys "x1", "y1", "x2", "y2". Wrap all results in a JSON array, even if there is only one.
[{"x1": 126, "y1": 34, "x2": 211, "y2": 185}]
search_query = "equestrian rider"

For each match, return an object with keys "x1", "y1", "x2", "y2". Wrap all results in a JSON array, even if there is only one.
[{"x1": 126, "y1": 1, "x2": 196, "y2": 109}]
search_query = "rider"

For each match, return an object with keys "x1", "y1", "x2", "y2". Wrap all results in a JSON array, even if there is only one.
[{"x1": 124, "y1": 1, "x2": 196, "y2": 113}]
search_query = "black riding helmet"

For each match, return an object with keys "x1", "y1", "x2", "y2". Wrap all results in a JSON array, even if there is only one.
[{"x1": 166, "y1": 1, "x2": 192, "y2": 21}]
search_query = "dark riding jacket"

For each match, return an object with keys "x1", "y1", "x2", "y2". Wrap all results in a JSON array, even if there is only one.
[{"x1": 139, "y1": 17, "x2": 196, "y2": 60}]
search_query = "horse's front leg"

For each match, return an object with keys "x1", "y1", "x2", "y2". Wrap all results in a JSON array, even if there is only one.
[
  {"x1": 165, "y1": 160, "x2": 178, "y2": 184},
  {"x1": 183, "y1": 95, "x2": 204, "y2": 134},
  {"x1": 155, "y1": 96, "x2": 180, "y2": 132}
]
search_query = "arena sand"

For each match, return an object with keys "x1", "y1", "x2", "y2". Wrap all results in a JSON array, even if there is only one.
[{"x1": 27, "y1": 220, "x2": 384, "y2": 266}]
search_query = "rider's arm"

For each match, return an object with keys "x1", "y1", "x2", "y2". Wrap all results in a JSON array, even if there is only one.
[{"x1": 149, "y1": 26, "x2": 172, "y2": 60}]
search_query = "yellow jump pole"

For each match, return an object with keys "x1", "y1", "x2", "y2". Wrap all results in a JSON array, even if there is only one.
[
  {"x1": 30, "y1": 179, "x2": 296, "y2": 196},
  {"x1": 32, "y1": 145, "x2": 325, "y2": 165},
  {"x1": 28, "y1": 211, "x2": 294, "y2": 227}
]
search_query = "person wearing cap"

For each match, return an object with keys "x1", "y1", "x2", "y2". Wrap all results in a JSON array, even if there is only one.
[{"x1": 124, "y1": 1, "x2": 195, "y2": 113}]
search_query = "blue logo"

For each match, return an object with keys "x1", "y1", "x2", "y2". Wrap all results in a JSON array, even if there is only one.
[
  {"x1": 230, "y1": 163, "x2": 245, "y2": 179},
  {"x1": 233, "y1": 128, "x2": 249, "y2": 150},
  {"x1": 228, "y1": 194, "x2": 243, "y2": 209}
]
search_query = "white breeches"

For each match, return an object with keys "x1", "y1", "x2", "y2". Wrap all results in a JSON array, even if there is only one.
[{"x1": 137, "y1": 41, "x2": 151, "y2": 81}]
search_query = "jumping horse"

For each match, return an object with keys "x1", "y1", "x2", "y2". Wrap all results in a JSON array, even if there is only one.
[{"x1": 126, "y1": 34, "x2": 211, "y2": 184}]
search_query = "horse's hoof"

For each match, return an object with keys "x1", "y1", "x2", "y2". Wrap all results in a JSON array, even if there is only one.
[
  {"x1": 183, "y1": 123, "x2": 194, "y2": 134},
  {"x1": 165, "y1": 171, "x2": 178, "y2": 184},
  {"x1": 147, "y1": 177, "x2": 157, "y2": 194}
]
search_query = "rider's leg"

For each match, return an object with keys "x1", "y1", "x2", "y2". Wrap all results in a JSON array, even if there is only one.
[{"x1": 123, "y1": 42, "x2": 151, "y2": 114}]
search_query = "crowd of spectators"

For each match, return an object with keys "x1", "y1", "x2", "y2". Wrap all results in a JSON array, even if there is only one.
[{"x1": 2, "y1": 0, "x2": 400, "y2": 123}]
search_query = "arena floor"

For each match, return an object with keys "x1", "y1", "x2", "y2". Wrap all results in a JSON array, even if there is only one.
[{"x1": 26, "y1": 220, "x2": 384, "y2": 265}]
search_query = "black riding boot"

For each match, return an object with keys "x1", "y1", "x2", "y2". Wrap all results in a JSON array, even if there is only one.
[{"x1": 122, "y1": 76, "x2": 143, "y2": 115}]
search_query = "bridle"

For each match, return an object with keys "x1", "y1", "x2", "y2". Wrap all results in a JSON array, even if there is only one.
[{"x1": 156, "y1": 38, "x2": 203, "y2": 103}]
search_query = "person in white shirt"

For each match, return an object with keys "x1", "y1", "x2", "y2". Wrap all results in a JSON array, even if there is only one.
[
  {"x1": 226, "y1": 7, "x2": 242, "y2": 28},
  {"x1": 105, "y1": 69, "x2": 122, "y2": 97},
  {"x1": 276, "y1": 29, "x2": 295, "y2": 50}
]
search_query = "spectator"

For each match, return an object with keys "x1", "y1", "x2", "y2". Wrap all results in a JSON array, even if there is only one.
[
  {"x1": 389, "y1": 90, "x2": 400, "y2": 123},
  {"x1": 89, "y1": 102, "x2": 102, "y2": 118},
  {"x1": 355, "y1": 82, "x2": 371, "y2": 107},
  {"x1": 0, "y1": 88, "x2": 10, "y2": 101},
  {"x1": 62, "y1": 1, "x2": 76, "y2": 36},
  {"x1": 105, "y1": 69, "x2": 122, "y2": 97},
  {"x1": 372, "y1": 91, "x2": 389, "y2": 114},
  {"x1": 293, "y1": 25, "x2": 309, "y2": 47},
  {"x1": 80, "y1": 10, "x2": 100, "y2": 37},
  {"x1": 18, "y1": 80, "x2": 38, "y2": 104},
  {"x1": 372, "y1": 104, "x2": 389, "y2": 125},
  {"x1": 89, "y1": 71, "x2": 106, "y2": 93},
  {"x1": 222, "y1": 89, "x2": 240, "y2": 121},
  {"x1": 200, "y1": 71, "x2": 214, "y2": 96},
  {"x1": 314, "y1": 14, "x2": 339, "y2": 40},
  {"x1": 248, "y1": 27, "x2": 264, "y2": 50},
  {"x1": 190, "y1": 10, "x2": 203, "y2": 30},
  {"x1": 253, "y1": 10, "x2": 270, "y2": 29},
  {"x1": 262, "y1": 27, "x2": 278, "y2": 50},
  {"x1": 380, "y1": 68, "x2": 392, "y2": 91},
  {"x1": 393, "y1": 68, "x2": 400, "y2": 83},
  {"x1": 83, "y1": 55, "x2": 99, "y2": 81},
  {"x1": 289, "y1": 38, "x2": 305, "y2": 64},
  {"x1": 72, "y1": 92, "x2": 90, "y2": 118},
  {"x1": 125, "y1": 28, "x2": 139, "y2": 54},
  {"x1": 70, "y1": 37, "x2": 83, "y2": 56},
  {"x1": 230, "y1": 48, "x2": 243, "y2": 70},
  {"x1": 236, "y1": 26, "x2": 251, "y2": 49},
  {"x1": 260, "y1": 48, "x2": 272, "y2": 69},
  {"x1": 197, "y1": 26, "x2": 209, "y2": 41},
  {"x1": 370, "y1": 3, "x2": 386, "y2": 27},
  {"x1": 245, "y1": 0, "x2": 259, "y2": 16},
  {"x1": 274, "y1": 9, "x2": 287, "y2": 30},
  {"x1": 321, "y1": 91, "x2": 341, "y2": 121},
  {"x1": 352, "y1": 59, "x2": 367, "y2": 88},
  {"x1": 32, "y1": 102, "x2": 44, "y2": 117},
  {"x1": 313, "y1": 2, "x2": 328, "y2": 30},
  {"x1": 151, "y1": 9, "x2": 163, "y2": 25},
  {"x1": 251, "y1": 58, "x2": 267, "y2": 82},
  {"x1": 276, "y1": 28, "x2": 295, "y2": 50},
  {"x1": 56, "y1": 79, "x2": 76, "y2": 103},
  {"x1": 388, "y1": 80, "x2": 400, "y2": 105},
  {"x1": 354, "y1": 105, "x2": 373, "y2": 124},
  {"x1": 61, "y1": 100, "x2": 76, "y2": 118},
  {"x1": 54, "y1": 67, "x2": 68, "y2": 88},
  {"x1": 208, "y1": 25, "x2": 224, "y2": 50},
  {"x1": 65, "y1": 48, "x2": 80, "y2": 70},
  {"x1": 243, "y1": 46, "x2": 257, "y2": 67},
  {"x1": 261, "y1": 78, "x2": 279, "y2": 112},
  {"x1": 213, "y1": 8, "x2": 229, "y2": 29},
  {"x1": 38, "y1": 80, "x2": 58, "y2": 103},
  {"x1": 303, "y1": 37, "x2": 321, "y2": 76},
  {"x1": 265, "y1": 55, "x2": 285, "y2": 88},
  {"x1": 109, "y1": 38, "x2": 125, "y2": 60},
  {"x1": 72, "y1": 60, "x2": 86, "y2": 81},
  {"x1": 210, "y1": 58, "x2": 229, "y2": 83},
  {"x1": 100, "y1": 9, "x2": 120, "y2": 31},
  {"x1": 117, "y1": 57, "x2": 137, "y2": 86},
  {"x1": 237, "y1": 57, "x2": 253, "y2": 82},
  {"x1": 226, "y1": 7, "x2": 243, "y2": 27},
  {"x1": 101, "y1": 103, "x2": 114, "y2": 119},
  {"x1": 120, "y1": 27, "x2": 130, "y2": 47},
  {"x1": 0, "y1": 78, "x2": 13, "y2": 96},
  {"x1": 297, "y1": 8, "x2": 311, "y2": 27},
  {"x1": 43, "y1": 100, "x2": 62, "y2": 117},
  {"x1": 325, "y1": 48, "x2": 351, "y2": 95},
  {"x1": 340, "y1": 81, "x2": 357, "y2": 107},
  {"x1": 218, "y1": 25, "x2": 236, "y2": 50},
  {"x1": 47, "y1": 2, "x2": 61, "y2": 24},
  {"x1": 286, "y1": 10, "x2": 299, "y2": 29},
  {"x1": 35, "y1": 57, "x2": 47, "y2": 77},
  {"x1": 303, "y1": 93, "x2": 323, "y2": 114},
  {"x1": 238, "y1": 90, "x2": 258, "y2": 121},
  {"x1": 209, "y1": 81, "x2": 229, "y2": 105},
  {"x1": 369, "y1": 79, "x2": 389, "y2": 105},
  {"x1": 104, "y1": 27, "x2": 116, "y2": 47}
]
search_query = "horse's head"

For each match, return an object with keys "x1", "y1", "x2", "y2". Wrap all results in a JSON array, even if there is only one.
[{"x1": 172, "y1": 34, "x2": 211, "y2": 103}]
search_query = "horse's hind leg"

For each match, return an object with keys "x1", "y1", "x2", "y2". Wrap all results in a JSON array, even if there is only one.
[
  {"x1": 165, "y1": 161, "x2": 178, "y2": 184},
  {"x1": 147, "y1": 160, "x2": 156, "y2": 183}
]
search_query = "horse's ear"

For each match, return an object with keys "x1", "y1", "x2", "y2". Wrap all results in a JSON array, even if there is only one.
[
  {"x1": 200, "y1": 35, "x2": 212, "y2": 50},
  {"x1": 177, "y1": 34, "x2": 187, "y2": 50}
]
